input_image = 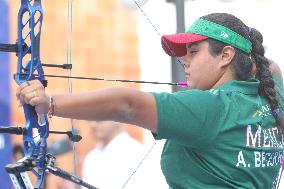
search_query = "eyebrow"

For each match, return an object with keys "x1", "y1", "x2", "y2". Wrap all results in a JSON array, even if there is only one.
[{"x1": 187, "y1": 43, "x2": 199, "y2": 49}]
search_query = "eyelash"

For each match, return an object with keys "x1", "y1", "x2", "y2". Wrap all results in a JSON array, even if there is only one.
[
  {"x1": 189, "y1": 50, "x2": 197, "y2": 54},
  {"x1": 187, "y1": 45, "x2": 197, "y2": 54}
]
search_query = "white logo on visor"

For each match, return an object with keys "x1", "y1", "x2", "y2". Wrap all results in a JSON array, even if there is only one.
[{"x1": 220, "y1": 31, "x2": 229, "y2": 39}]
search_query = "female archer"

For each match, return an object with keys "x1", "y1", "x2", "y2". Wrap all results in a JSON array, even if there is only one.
[{"x1": 17, "y1": 13, "x2": 284, "y2": 188}]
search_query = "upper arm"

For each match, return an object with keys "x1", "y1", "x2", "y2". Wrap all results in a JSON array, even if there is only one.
[{"x1": 151, "y1": 90, "x2": 222, "y2": 147}]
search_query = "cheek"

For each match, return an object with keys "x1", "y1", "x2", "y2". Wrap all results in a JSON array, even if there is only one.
[
  {"x1": 188, "y1": 67, "x2": 208, "y2": 89},
  {"x1": 190, "y1": 59, "x2": 212, "y2": 77},
  {"x1": 190, "y1": 60, "x2": 219, "y2": 89}
]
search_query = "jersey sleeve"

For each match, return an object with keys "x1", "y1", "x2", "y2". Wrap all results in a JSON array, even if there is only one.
[{"x1": 152, "y1": 89, "x2": 224, "y2": 148}]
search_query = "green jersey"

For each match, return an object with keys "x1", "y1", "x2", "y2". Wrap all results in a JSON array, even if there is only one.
[{"x1": 152, "y1": 77, "x2": 284, "y2": 189}]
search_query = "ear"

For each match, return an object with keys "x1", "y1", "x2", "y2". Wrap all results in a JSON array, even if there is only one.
[{"x1": 219, "y1": 46, "x2": 235, "y2": 68}]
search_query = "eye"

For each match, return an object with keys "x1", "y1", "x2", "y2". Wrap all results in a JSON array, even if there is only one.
[
  {"x1": 189, "y1": 50, "x2": 197, "y2": 54},
  {"x1": 187, "y1": 45, "x2": 198, "y2": 55}
]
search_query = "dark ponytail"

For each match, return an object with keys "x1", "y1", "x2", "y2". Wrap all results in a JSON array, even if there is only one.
[
  {"x1": 249, "y1": 28, "x2": 284, "y2": 130},
  {"x1": 201, "y1": 13, "x2": 284, "y2": 131}
]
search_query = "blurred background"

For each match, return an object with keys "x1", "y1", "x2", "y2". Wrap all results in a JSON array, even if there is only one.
[{"x1": 0, "y1": 0, "x2": 283, "y2": 188}]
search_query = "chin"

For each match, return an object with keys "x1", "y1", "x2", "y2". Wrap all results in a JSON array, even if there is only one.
[{"x1": 188, "y1": 85, "x2": 196, "y2": 90}]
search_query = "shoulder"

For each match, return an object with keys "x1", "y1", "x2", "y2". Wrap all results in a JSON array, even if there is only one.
[
  {"x1": 152, "y1": 89, "x2": 225, "y2": 122},
  {"x1": 153, "y1": 89, "x2": 222, "y2": 104}
]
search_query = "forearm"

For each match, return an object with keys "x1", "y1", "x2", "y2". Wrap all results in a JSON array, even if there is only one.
[
  {"x1": 53, "y1": 87, "x2": 132, "y2": 121},
  {"x1": 17, "y1": 80, "x2": 158, "y2": 132},
  {"x1": 52, "y1": 86, "x2": 158, "y2": 132}
]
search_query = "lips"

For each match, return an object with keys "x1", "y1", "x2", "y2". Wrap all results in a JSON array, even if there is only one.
[{"x1": 185, "y1": 73, "x2": 190, "y2": 79}]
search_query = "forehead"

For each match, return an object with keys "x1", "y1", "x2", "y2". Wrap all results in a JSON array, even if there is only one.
[{"x1": 187, "y1": 40, "x2": 208, "y2": 49}]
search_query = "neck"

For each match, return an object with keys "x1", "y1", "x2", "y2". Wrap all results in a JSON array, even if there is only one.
[{"x1": 211, "y1": 68, "x2": 235, "y2": 89}]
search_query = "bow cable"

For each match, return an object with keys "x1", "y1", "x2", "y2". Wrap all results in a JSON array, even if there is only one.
[{"x1": 66, "y1": 0, "x2": 78, "y2": 179}]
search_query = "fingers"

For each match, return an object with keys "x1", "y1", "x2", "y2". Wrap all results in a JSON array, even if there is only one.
[
  {"x1": 17, "y1": 80, "x2": 46, "y2": 107},
  {"x1": 17, "y1": 80, "x2": 50, "y2": 114},
  {"x1": 16, "y1": 81, "x2": 30, "y2": 104},
  {"x1": 22, "y1": 90, "x2": 37, "y2": 105}
]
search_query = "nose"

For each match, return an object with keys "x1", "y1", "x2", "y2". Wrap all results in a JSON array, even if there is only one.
[
  {"x1": 180, "y1": 54, "x2": 191, "y2": 68},
  {"x1": 180, "y1": 59, "x2": 190, "y2": 70}
]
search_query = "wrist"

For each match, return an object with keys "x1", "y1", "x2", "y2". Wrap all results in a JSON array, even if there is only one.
[{"x1": 47, "y1": 96, "x2": 55, "y2": 118}]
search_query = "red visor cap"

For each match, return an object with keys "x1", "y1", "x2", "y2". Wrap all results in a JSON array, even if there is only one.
[{"x1": 161, "y1": 33, "x2": 208, "y2": 57}]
